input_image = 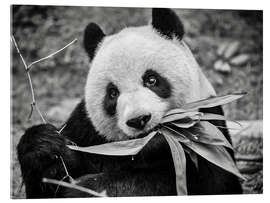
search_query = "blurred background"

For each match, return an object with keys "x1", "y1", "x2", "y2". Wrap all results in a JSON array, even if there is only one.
[{"x1": 11, "y1": 5, "x2": 263, "y2": 198}]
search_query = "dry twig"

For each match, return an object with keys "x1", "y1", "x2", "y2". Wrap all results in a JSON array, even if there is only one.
[
  {"x1": 59, "y1": 155, "x2": 75, "y2": 183},
  {"x1": 11, "y1": 35, "x2": 46, "y2": 123},
  {"x1": 57, "y1": 124, "x2": 67, "y2": 134},
  {"x1": 27, "y1": 38, "x2": 78, "y2": 70},
  {"x1": 43, "y1": 178, "x2": 107, "y2": 197},
  {"x1": 11, "y1": 35, "x2": 77, "y2": 123}
]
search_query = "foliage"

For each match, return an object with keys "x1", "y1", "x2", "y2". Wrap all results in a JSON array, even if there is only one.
[{"x1": 68, "y1": 93, "x2": 246, "y2": 195}]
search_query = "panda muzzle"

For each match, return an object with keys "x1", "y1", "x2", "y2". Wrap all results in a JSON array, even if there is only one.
[{"x1": 126, "y1": 114, "x2": 151, "y2": 130}]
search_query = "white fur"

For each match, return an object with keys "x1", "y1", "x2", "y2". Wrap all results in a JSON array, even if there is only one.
[
  {"x1": 117, "y1": 87, "x2": 168, "y2": 138},
  {"x1": 85, "y1": 25, "x2": 216, "y2": 141}
]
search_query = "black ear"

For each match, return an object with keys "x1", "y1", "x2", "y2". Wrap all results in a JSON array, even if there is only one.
[
  {"x1": 152, "y1": 8, "x2": 184, "y2": 40},
  {"x1": 83, "y1": 23, "x2": 105, "y2": 60}
]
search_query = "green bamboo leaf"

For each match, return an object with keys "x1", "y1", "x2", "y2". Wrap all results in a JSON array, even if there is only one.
[
  {"x1": 181, "y1": 92, "x2": 247, "y2": 111},
  {"x1": 184, "y1": 141, "x2": 245, "y2": 180},
  {"x1": 68, "y1": 131, "x2": 157, "y2": 156},
  {"x1": 163, "y1": 132, "x2": 187, "y2": 195}
]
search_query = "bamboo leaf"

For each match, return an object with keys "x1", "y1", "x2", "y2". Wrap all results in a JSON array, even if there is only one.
[
  {"x1": 162, "y1": 116, "x2": 198, "y2": 128},
  {"x1": 169, "y1": 121, "x2": 233, "y2": 149},
  {"x1": 68, "y1": 131, "x2": 157, "y2": 156},
  {"x1": 162, "y1": 92, "x2": 246, "y2": 118},
  {"x1": 181, "y1": 92, "x2": 246, "y2": 111},
  {"x1": 170, "y1": 120, "x2": 198, "y2": 129},
  {"x1": 161, "y1": 127, "x2": 190, "y2": 143},
  {"x1": 184, "y1": 146, "x2": 199, "y2": 169},
  {"x1": 162, "y1": 111, "x2": 202, "y2": 123},
  {"x1": 198, "y1": 113, "x2": 227, "y2": 121},
  {"x1": 184, "y1": 141, "x2": 245, "y2": 180},
  {"x1": 163, "y1": 109, "x2": 190, "y2": 117},
  {"x1": 198, "y1": 114, "x2": 242, "y2": 127},
  {"x1": 163, "y1": 132, "x2": 187, "y2": 195},
  {"x1": 196, "y1": 122, "x2": 233, "y2": 149}
]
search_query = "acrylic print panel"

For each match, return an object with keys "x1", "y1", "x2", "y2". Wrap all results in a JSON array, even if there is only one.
[{"x1": 11, "y1": 5, "x2": 262, "y2": 198}]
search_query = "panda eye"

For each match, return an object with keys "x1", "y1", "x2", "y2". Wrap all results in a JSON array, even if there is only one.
[
  {"x1": 109, "y1": 88, "x2": 119, "y2": 99},
  {"x1": 145, "y1": 75, "x2": 158, "y2": 87}
]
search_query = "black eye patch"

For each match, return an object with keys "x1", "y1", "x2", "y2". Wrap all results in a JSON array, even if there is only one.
[
  {"x1": 142, "y1": 69, "x2": 171, "y2": 98},
  {"x1": 103, "y1": 82, "x2": 119, "y2": 116}
]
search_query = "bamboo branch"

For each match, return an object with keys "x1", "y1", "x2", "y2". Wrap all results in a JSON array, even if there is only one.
[
  {"x1": 57, "y1": 124, "x2": 67, "y2": 134},
  {"x1": 27, "y1": 38, "x2": 77, "y2": 70},
  {"x1": 11, "y1": 36, "x2": 77, "y2": 123},
  {"x1": 11, "y1": 35, "x2": 46, "y2": 123},
  {"x1": 59, "y1": 156, "x2": 75, "y2": 183},
  {"x1": 11, "y1": 36, "x2": 28, "y2": 71},
  {"x1": 43, "y1": 178, "x2": 107, "y2": 197}
]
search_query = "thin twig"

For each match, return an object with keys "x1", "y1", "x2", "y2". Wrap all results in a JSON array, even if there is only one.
[
  {"x1": 12, "y1": 36, "x2": 77, "y2": 123},
  {"x1": 52, "y1": 155, "x2": 76, "y2": 196},
  {"x1": 43, "y1": 178, "x2": 107, "y2": 197},
  {"x1": 34, "y1": 103, "x2": 46, "y2": 123},
  {"x1": 11, "y1": 36, "x2": 28, "y2": 71},
  {"x1": 56, "y1": 124, "x2": 77, "y2": 146},
  {"x1": 59, "y1": 156, "x2": 74, "y2": 183},
  {"x1": 11, "y1": 35, "x2": 46, "y2": 123},
  {"x1": 58, "y1": 124, "x2": 67, "y2": 134},
  {"x1": 27, "y1": 104, "x2": 34, "y2": 120},
  {"x1": 27, "y1": 38, "x2": 77, "y2": 70},
  {"x1": 54, "y1": 175, "x2": 70, "y2": 197}
]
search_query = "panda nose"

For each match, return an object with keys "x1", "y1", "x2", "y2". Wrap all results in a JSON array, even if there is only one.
[{"x1": 126, "y1": 114, "x2": 151, "y2": 130}]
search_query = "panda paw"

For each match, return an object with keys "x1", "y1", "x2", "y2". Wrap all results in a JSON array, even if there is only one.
[
  {"x1": 17, "y1": 124, "x2": 83, "y2": 197},
  {"x1": 17, "y1": 124, "x2": 73, "y2": 179}
]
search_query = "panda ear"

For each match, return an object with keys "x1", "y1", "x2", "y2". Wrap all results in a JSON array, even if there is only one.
[
  {"x1": 83, "y1": 23, "x2": 105, "y2": 60},
  {"x1": 152, "y1": 8, "x2": 184, "y2": 40}
]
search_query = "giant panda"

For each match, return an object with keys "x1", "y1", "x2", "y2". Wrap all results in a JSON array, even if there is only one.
[{"x1": 17, "y1": 8, "x2": 242, "y2": 198}]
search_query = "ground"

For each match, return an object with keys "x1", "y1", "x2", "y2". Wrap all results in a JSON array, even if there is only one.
[{"x1": 11, "y1": 6, "x2": 263, "y2": 198}]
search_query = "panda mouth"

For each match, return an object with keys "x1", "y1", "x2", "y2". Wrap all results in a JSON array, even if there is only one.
[{"x1": 129, "y1": 125, "x2": 161, "y2": 140}]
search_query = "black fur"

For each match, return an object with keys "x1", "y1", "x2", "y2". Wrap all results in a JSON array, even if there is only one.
[
  {"x1": 17, "y1": 124, "x2": 81, "y2": 198},
  {"x1": 142, "y1": 69, "x2": 172, "y2": 99},
  {"x1": 17, "y1": 99, "x2": 242, "y2": 198},
  {"x1": 83, "y1": 23, "x2": 105, "y2": 60},
  {"x1": 103, "y1": 82, "x2": 119, "y2": 116},
  {"x1": 152, "y1": 8, "x2": 184, "y2": 40}
]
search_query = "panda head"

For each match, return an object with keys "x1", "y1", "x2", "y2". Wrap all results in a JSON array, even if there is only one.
[{"x1": 84, "y1": 8, "x2": 216, "y2": 141}]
